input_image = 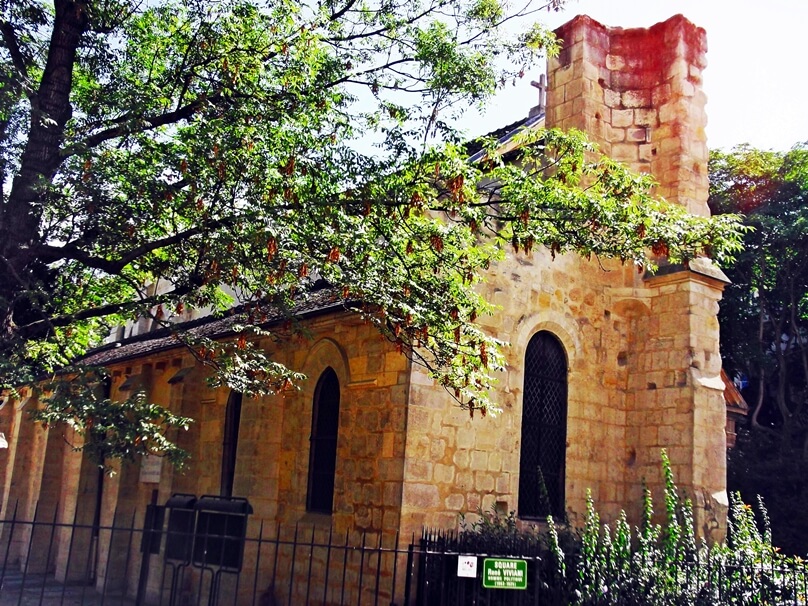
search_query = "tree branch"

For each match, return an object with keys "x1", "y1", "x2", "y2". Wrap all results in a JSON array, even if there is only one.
[
  {"x1": 18, "y1": 282, "x2": 196, "y2": 335},
  {"x1": 0, "y1": 20, "x2": 33, "y2": 97},
  {"x1": 67, "y1": 95, "x2": 215, "y2": 154},
  {"x1": 330, "y1": 0, "x2": 360, "y2": 22},
  {"x1": 34, "y1": 218, "x2": 224, "y2": 274}
]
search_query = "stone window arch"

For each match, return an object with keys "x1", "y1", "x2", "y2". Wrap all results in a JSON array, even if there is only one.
[
  {"x1": 220, "y1": 389, "x2": 242, "y2": 497},
  {"x1": 307, "y1": 367, "x2": 341, "y2": 514},
  {"x1": 519, "y1": 331, "x2": 568, "y2": 519}
]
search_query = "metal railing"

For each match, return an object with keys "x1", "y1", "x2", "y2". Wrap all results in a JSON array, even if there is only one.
[
  {"x1": 1, "y1": 504, "x2": 807, "y2": 605},
  {"x1": 0, "y1": 503, "x2": 413, "y2": 605}
]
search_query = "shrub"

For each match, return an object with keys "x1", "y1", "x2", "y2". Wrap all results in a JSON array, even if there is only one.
[{"x1": 459, "y1": 450, "x2": 808, "y2": 605}]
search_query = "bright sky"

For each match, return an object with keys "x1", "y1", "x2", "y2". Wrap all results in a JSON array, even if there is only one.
[{"x1": 463, "y1": 0, "x2": 806, "y2": 152}]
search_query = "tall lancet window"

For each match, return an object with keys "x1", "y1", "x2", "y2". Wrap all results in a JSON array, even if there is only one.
[
  {"x1": 307, "y1": 368, "x2": 340, "y2": 513},
  {"x1": 221, "y1": 390, "x2": 243, "y2": 497},
  {"x1": 519, "y1": 331, "x2": 568, "y2": 519}
]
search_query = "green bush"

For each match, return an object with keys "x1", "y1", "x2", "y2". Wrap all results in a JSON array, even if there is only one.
[{"x1": 461, "y1": 450, "x2": 807, "y2": 605}]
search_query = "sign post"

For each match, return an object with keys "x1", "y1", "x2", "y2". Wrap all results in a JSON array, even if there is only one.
[{"x1": 482, "y1": 558, "x2": 528, "y2": 590}]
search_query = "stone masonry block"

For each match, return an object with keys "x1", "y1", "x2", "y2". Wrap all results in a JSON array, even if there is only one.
[
  {"x1": 495, "y1": 473, "x2": 511, "y2": 494},
  {"x1": 453, "y1": 449, "x2": 470, "y2": 468},
  {"x1": 672, "y1": 78, "x2": 696, "y2": 97},
  {"x1": 572, "y1": 96, "x2": 587, "y2": 117},
  {"x1": 652, "y1": 123, "x2": 674, "y2": 141},
  {"x1": 456, "y1": 471, "x2": 473, "y2": 491},
  {"x1": 474, "y1": 473, "x2": 495, "y2": 492},
  {"x1": 612, "y1": 109, "x2": 634, "y2": 128},
  {"x1": 572, "y1": 59, "x2": 585, "y2": 80},
  {"x1": 445, "y1": 493, "x2": 464, "y2": 510},
  {"x1": 434, "y1": 463, "x2": 455, "y2": 484},
  {"x1": 609, "y1": 127, "x2": 626, "y2": 143},
  {"x1": 627, "y1": 127, "x2": 649, "y2": 142},
  {"x1": 405, "y1": 459, "x2": 432, "y2": 481},
  {"x1": 551, "y1": 63, "x2": 574, "y2": 87},
  {"x1": 606, "y1": 53, "x2": 625, "y2": 70},
  {"x1": 470, "y1": 450, "x2": 488, "y2": 471},
  {"x1": 660, "y1": 136, "x2": 684, "y2": 154},
  {"x1": 666, "y1": 58, "x2": 690, "y2": 81},
  {"x1": 456, "y1": 428, "x2": 474, "y2": 449},
  {"x1": 567, "y1": 40, "x2": 585, "y2": 63},
  {"x1": 404, "y1": 484, "x2": 440, "y2": 509},
  {"x1": 556, "y1": 100, "x2": 575, "y2": 123},
  {"x1": 604, "y1": 88, "x2": 621, "y2": 108},
  {"x1": 430, "y1": 439, "x2": 446, "y2": 460},
  {"x1": 565, "y1": 78, "x2": 584, "y2": 102},
  {"x1": 611, "y1": 143, "x2": 639, "y2": 162},
  {"x1": 652, "y1": 83, "x2": 672, "y2": 106},
  {"x1": 621, "y1": 89, "x2": 651, "y2": 108},
  {"x1": 633, "y1": 108, "x2": 658, "y2": 127}
]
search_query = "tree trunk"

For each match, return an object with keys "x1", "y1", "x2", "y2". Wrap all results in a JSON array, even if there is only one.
[{"x1": 0, "y1": 0, "x2": 87, "y2": 342}]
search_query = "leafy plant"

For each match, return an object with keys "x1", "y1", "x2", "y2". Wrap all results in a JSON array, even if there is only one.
[
  {"x1": 1, "y1": 0, "x2": 745, "y2": 462},
  {"x1": 31, "y1": 367, "x2": 192, "y2": 470},
  {"x1": 712, "y1": 143, "x2": 808, "y2": 557},
  {"x1": 459, "y1": 451, "x2": 808, "y2": 605}
]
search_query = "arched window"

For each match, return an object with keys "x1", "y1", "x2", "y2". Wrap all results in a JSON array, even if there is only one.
[
  {"x1": 220, "y1": 390, "x2": 242, "y2": 497},
  {"x1": 307, "y1": 368, "x2": 340, "y2": 513},
  {"x1": 519, "y1": 331, "x2": 568, "y2": 519}
]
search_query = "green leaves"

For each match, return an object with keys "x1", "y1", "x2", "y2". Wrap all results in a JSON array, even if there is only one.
[
  {"x1": 714, "y1": 143, "x2": 808, "y2": 556},
  {"x1": 1, "y1": 0, "x2": 747, "y2": 463},
  {"x1": 415, "y1": 21, "x2": 495, "y2": 100},
  {"x1": 32, "y1": 369, "x2": 192, "y2": 472},
  {"x1": 458, "y1": 452, "x2": 805, "y2": 605},
  {"x1": 466, "y1": 0, "x2": 503, "y2": 25},
  {"x1": 573, "y1": 453, "x2": 802, "y2": 605}
]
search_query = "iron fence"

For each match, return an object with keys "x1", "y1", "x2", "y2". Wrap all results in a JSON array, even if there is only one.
[
  {"x1": 418, "y1": 527, "x2": 808, "y2": 606},
  {"x1": 0, "y1": 502, "x2": 807, "y2": 605},
  {"x1": 0, "y1": 501, "x2": 414, "y2": 606}
]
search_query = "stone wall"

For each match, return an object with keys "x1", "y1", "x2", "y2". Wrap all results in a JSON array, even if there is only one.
[
  {"x1": 547, "y1": 14, "x2": 710, "y2": 216},
  {"x1": 398, "y1": 248, "x2": 641, "y2": 536},
  {"x1": 548, "y1": 13, "x2": 727, "y2": 537},
  {"x1": 399, "y1": 13, "x2": 728, "y2": 539},
  {"x1": 109, "y1": 311, "x2": 407, "y2": 601}
]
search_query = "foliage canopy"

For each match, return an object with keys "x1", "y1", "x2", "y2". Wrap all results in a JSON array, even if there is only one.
[
  {"x1": 1, "y1": 0, "x2": 744, "y2": 463},
  {"x1": 711, "y1": 143, "x2": 808, "y2": 555}
]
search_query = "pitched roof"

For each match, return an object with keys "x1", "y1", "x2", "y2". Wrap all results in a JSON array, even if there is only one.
[
  {"x1": 465, "y1": 112, "x2": 544, "y2": 162},
  {"x1": 79, "y1": 286, "x2": 346, "y2": 367},
  {"x1": 721, "y1": 368, "x2": 749, "y2": 417}
]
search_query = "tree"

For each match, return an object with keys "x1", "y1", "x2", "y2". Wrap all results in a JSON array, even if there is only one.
[
  {"x1": 710, "y1": 143, "x2": 808, "y2": 555},
  {"x1": 1, "y1": 0, "x2": 743, "y2": 465}
]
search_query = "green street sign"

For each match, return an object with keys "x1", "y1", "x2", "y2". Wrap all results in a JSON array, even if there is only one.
[{"x1": 482, "y1": 558, "x2": 528, "y2": 590}]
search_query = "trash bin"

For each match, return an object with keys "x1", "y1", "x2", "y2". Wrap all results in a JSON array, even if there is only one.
[
  {"x1": 192, "y1": 495, "x2": 253, "y2": 572},
  {"x1": 140, "y1": 502, "x2": 165, "y2": 555},
  {"x1": 164, "y1": 493, "x2": 197, "y2": 562}
]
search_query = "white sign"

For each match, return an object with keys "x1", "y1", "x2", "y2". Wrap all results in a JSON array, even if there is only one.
[
  {"x1": 457, "y1": 555, "x2": 478, "y2": 578},
  {"x1": 139, "y1": 455, "x2": 162, "y2": 484}
]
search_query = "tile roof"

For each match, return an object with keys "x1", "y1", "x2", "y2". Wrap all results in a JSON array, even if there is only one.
[
  {"x1": 721, "y1": 368, "x2": 749, "y2": 415},
  {"x1": 79, "y1": 287, "x2": 346, "y2": 367},
  {"x1": 466, "y1": 112, "x2": 544, "y2": 162}
]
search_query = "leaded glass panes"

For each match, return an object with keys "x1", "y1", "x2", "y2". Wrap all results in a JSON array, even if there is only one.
[{"x1": 519, "y1": 332, "x2": 568, "y2": 519}]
